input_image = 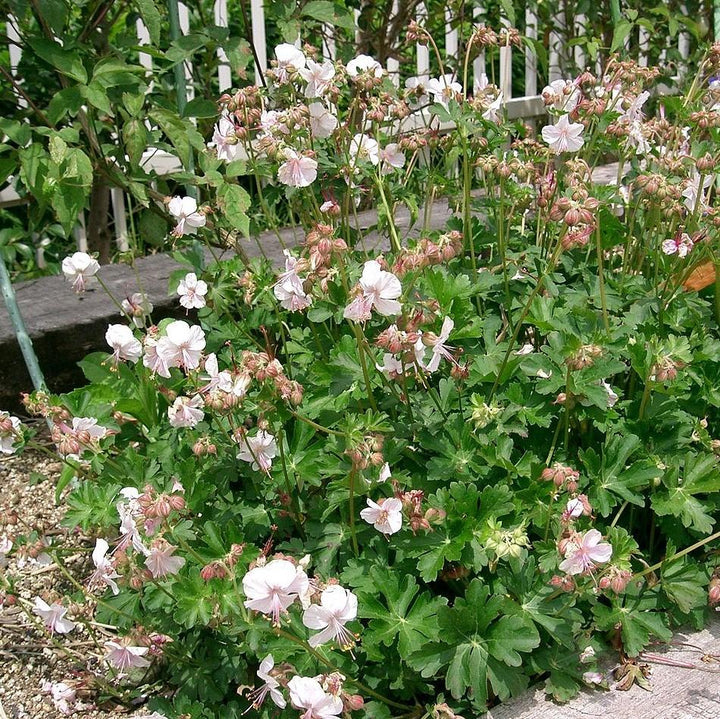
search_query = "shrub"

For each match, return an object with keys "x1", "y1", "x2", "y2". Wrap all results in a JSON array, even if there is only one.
[{"x1": 3, "y1": 23, "x2": 720, "y2": 719}]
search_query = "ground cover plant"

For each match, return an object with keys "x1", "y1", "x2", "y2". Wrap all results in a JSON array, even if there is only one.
[{"x1": 2, "y1": 19, "x2": 720, "y2": 719}]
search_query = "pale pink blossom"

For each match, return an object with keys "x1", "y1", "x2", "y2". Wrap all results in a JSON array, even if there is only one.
[
  {"x1": 405, "y1": 76, "x2": 430, "y2": 107},
  {"x1": 142, "y1": 335, "x2": 172, "y2": 378},
  {"x1": 682, "y1": 172, "x2": 713, "y2": 213},
  {"x1": 211, "y1": 115, "x2": 243, "y2": 162},
  {"x1": 424, "y1": 317, "x2": 458, "y2": 372},
  {"x1": 177, "y1": 272, "x2": 208, "y2": 310},
  {"x1": 303, "y1": 585, "x2": 358, "y2": 648},
  {"x1": 200, "y1": 353, "x2": 233, "y2": 393},
  {"x1": 320, "y1": 200, "x2": 339, "y2": 214},
  {"x1": 247, "y1": 654, "x2": 287, "y2": 709},
  {"x1": 542, "y1": 79, "x2": 581, "y2": 112},
  {"x1": 116, "y1": 489, "x2": 148, "y2": 555},
  {"x1": 346, "y1": 54, "x2": 382, "y2": 78},
  {"x1": 662, "y1": 233, "x2": 694, "y2": 257},
  {"x1": 300, "y1": 59, "x2": 335, "y2": 97},
  {"x1": 559, "y1": 529, "x2": 612, "y2": 575},
  {"x1": 274, "y1": 43, "x2": 306, "y2": 83},
  {"x1": 236, "y1": 430, "x2": 278, "y2": 473},
  {"x1": 380, "y1": 143, "x2": 406, "y2": 174},
  {"x1": 145, "y1": 541, "x2": 185, "y2": 578},
  {"x1": 278, "y1": 148, "x2": 318, "y2": 187},
  {"x1": 260, "y1": 109, "x2": 287, "y2": 136},
  {"x1": 288, "y1": 676, "x2": 343, "y2": 719},
  {"x1": 168, "y1": 196, "x2": 206, "y2": 236},
  {"x1": 376, "y1": 353, "x2": 405, "y2": 378},
  {"x1": 426, "y1": 74, "x2": 462, "y2": 108},
  {"x1": 360, "y1": 497, "x2": 403, "y2": 535},
  {"x1": 168, "y1": 395, "x2": 204, "y2": 428},
  {"x1": 89, "y1": 538, "x2": 120, "y2": 595},
  {"x1": 104, "y1": 640, "x2": 151, "y2": 672},
  {"x1": 121, "y1": 293, "x2": 153, "y2": 327},
  {"x1": 308, "y1": 102, "x2": 338, "y2": 139},
  {"x1": 242, "y1": 558, "x2": 310, "y2": 625},
  {"x1": 156, "y1": 320, "x2": 206, "y2": 371},
  {"x1": 619, "y1": 91, "x2": 650, "y2": 124},
  {"x1": 0, "y1": 413, "x2": 22, "y2": 455},
  {"x1": 600, "y1": 380, "x2": 619, "y2": 407},
  {"x1": 106, "y1": 324, "x2": 142, "y2": 364},
  {"x1": 344, "y1": 260, "x2": 402, "y2": 321},
  {"x1": 564, "y1": 498, "x2": 584, "y2": 520},
  {"x1": 42, "y1": 681, "x2": 77, "y2": 715},
  {"x1": 542, "y1": 114, "x2": 585, "y2": 154},
  {"x1": 33, "y1": 598, "x2": 75, "y2": 634},
  {"x1": 378, "y1": 463, "x2": 391, "y2": 483},
  {"x1": 62, "y1": 252, "x2": 99, "y2": 293},
  {"x1": 275, "y1": 280, "x2": 312, "y2": 311},
  {"x1": 349, "y1": 134, "x2": 379, "y2": 166}
]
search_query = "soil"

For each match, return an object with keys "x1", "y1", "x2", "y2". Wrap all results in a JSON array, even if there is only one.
[{"x1": 0, "y1": 447, "x2": 162, "y2": 719}]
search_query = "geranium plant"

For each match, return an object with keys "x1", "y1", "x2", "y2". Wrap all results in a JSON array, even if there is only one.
[{"x1": 2, "y1": 20, "x2": 720, "y2": 719}]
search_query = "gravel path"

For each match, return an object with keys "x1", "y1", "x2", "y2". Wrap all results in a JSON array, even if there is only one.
[{"x1": 0, "y1": 450, "x2": 161, "y2": 719}]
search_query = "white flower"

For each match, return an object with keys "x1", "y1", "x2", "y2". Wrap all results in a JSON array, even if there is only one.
[
  {"x1": 288, "y1": 676, "x2": 343, "y2": 719},
  {"x1": 200, "y1": 353, "x2": 233, "y2": 393},
  {"x1": 211, "y1": 115, "x2": 244, "y2": 162},
  {"x1": 260, "y1": 109, "x2": 287, "y2": 136},
  {"x1": 236, "y1": 430, "x2": 278, "y2": 473},
  {"x1": 145, "y1": 542, "x2": 185, "y2": 578},
  {"x1": 89, "y1": 538, "x2": 120, "y2": 595},
  {"x1": 177, "y1": 272, "x2": 208, "y2": 310},
  {"x1": 116, "y1": 492, "x2": 148, "y2": 556},
  {"x1": 619, "y1": 91, "x2": 650, "y2": 124},
  {"x1": 248, "y1": 654, "x2": 286, "y2": 709},
  {"x1": 168, "y1": 395, "x2": 204, "y2": 428},
  {"x1": 274, "y1": 280, "x2": 312, "y2": 311},
  {"x1": 278, "y1": 148, "x2": 318, "y2": 187},
  {"x1": 662, "y1": 233, "x2": 695, "y2": 257},
  {"x1": 346, "y1": 54, "x2": 382, "y2": 78},
  {"x1": 303, "y1": 585, "x2": 358, "y2": 648},
  {"x1": 349, "y1": 133, "x2": 379, "y2": 166},
  {"x1": 379, "y1": 143, "x2": 406, "y2": 174},
  {"x1": 405, "y1": 76, "x2": 430, "y2": 107},
  {"x1": 424, "y1": 316, "x2": 457, "y2": 373},
  {"x1": 274, "y1": 43, "x2": 306, "y2": 83},
  {"x1": 542, "y1": 114, "x2": 585, "y2": 154},
  {"x1": 376, "y1": 353, "x2": 405, "y2": 378},
  {"x1": 33, "y1": 598, "x2": 75, "y2": 634},
  {"x1": 360, "y1": 497, "x2": 403, "y2": 535},
  {"x1": 42, "y1": 681, "x2": 77, "y2": 716},
  {"x1": 105, "y1": 324, "x2": 142, "y2": 364},
  {"x1": 156, "y1": 320, "x2": 206, "y2": 372},
  {"x1": 142, "y1": 335, "x2": 172, "y2": 378},
  {"x1": 482, "y1": 93, "x2": 504, "y2": 124},
  {"x1": 682, "y1": 172, "x2": 713, "y2": 213},
  {"x1": 62, "y1": 252, "x2": 99, "y2": 293},
  {"x1": 426, "y1": 74, "x2": 462, "y2": 108},
  {"x1": 299, "y1": 59, "x2": 335, "y2": 97},
  {"x1": 168, "y1": 196, "x2": 206, "y2": 236},
  {"x1": 121, "y1": 293, "x2": 153, "y2": 327},
  {"x1": 308, "y1": 102, "x2": 338, "y2": 139},
  {"x1": 0, "y1": 413, "x2": 22, "y2": 455},
  {"x1": 343, "y1": 260, "x2": 402, "y2": 321},
  {"x1": 565, "y1": 498, "x2": 584, "y2": 519},
  {"x1": 542, "y1": 79, "x2": 580, "y2": 112},
  {"x1": 242, "y1": 558, "x2": 309, "y2": 625},
  {"x1": 600, "y1": 380, "x2": 619, "y2": 407},
  {"x1": 104, "y1": 640, "x2": 151, "y2": 672},
  {"x1": 378, "y1": 463, "x2": 391, "y2": 483}
]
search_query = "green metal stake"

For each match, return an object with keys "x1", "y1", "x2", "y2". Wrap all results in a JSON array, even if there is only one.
[
  {"x1": 610, "y1": 0, "x2": 621, "y2": 27},
  {"x1": 167, "y1": 0, "x2": 197, "y2": 199},
  {"x1": 0, "y1": 251, "x2": 46, "y2": 395}
]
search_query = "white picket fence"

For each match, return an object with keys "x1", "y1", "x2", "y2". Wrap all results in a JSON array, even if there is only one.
[{"x1": 1, "y1": 1, "x2": 694, "y2": 257}]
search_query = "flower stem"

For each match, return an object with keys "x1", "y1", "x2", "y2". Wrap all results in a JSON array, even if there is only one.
[
  {"x1": 633, "y1": 529, "x2": 720, "y2": 580},
  {"x1": 348, "y1": 469, "x2": 359, "y2": 557}
]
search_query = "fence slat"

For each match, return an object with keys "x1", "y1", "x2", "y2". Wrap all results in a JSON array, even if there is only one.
[
  {"x1": 524, "y1": 5, "x2": 537, "y2": 96},
  {"x1": 322, "y1": 23, "x2": 336, "y2": 61},
  {"x1": 74, "y1": 213, "x2": 88, "y2": 253},
  {"x1": 574, "y1": 14, "x2": 587, "y2": 70},
  {"x1": 499, "y1": 16, "x2": 512, "y2": 102},
  {"x1": 472, "y1": 5, "x2": 486, "y2": 92},
  {"x1": 6, "y1": 15, "x2": 27, "y2": 109},
  {"x1": 638, "y1": 26, "x2": 650, "y2": 67},
  {"x1": 548, "y1": 5, "x2": 564, "y2": 82},
  {"x1": 386, "y1": 0, "x2": 400, "y2": 87},
  {"x1": 250, "y1": 0, "x2": 268, "y2": 86},
  {"x1": 214, "y1": 0, "x2": 232, "y2": 91},
  {"x1": 416, "y1": 3, "x2": 430, "y2": 82},
  {"x1": 445, "y1": 8, "x2": 459, "y2": 75}
]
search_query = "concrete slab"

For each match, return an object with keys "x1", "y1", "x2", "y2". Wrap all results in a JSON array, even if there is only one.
[{"x1": 488, "y1": 618, "x2": 720, "y2": 719}]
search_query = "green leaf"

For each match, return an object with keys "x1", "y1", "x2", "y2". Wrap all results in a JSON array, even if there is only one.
[
  {"x1": 218, "y1": 183, "x2": 251, "y2": 237},
  {"x1": 136, "y1": 0, "x2": 162, "y2": 45},
  {"x1": 611, "y1": 20, "x2": 634, "y2": 53},
  {"x1": 356, "y1": 568, "x2": 447, "y2": 659},
  {"x1": 593, "y1": 599, "x2": 672, "y2": 657},
  {"x1": 661, "y1": 556, "x2": 707, "y2": 614},
  {"x1": 183, "y1": 98, "x2": 220, "y2": 119},
  {"x1": 123, "y1": 118, "x2": 148, "y2": 167},
  {"x1": 28, "y1": 38, "x2": 87, "y2": 83}
]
